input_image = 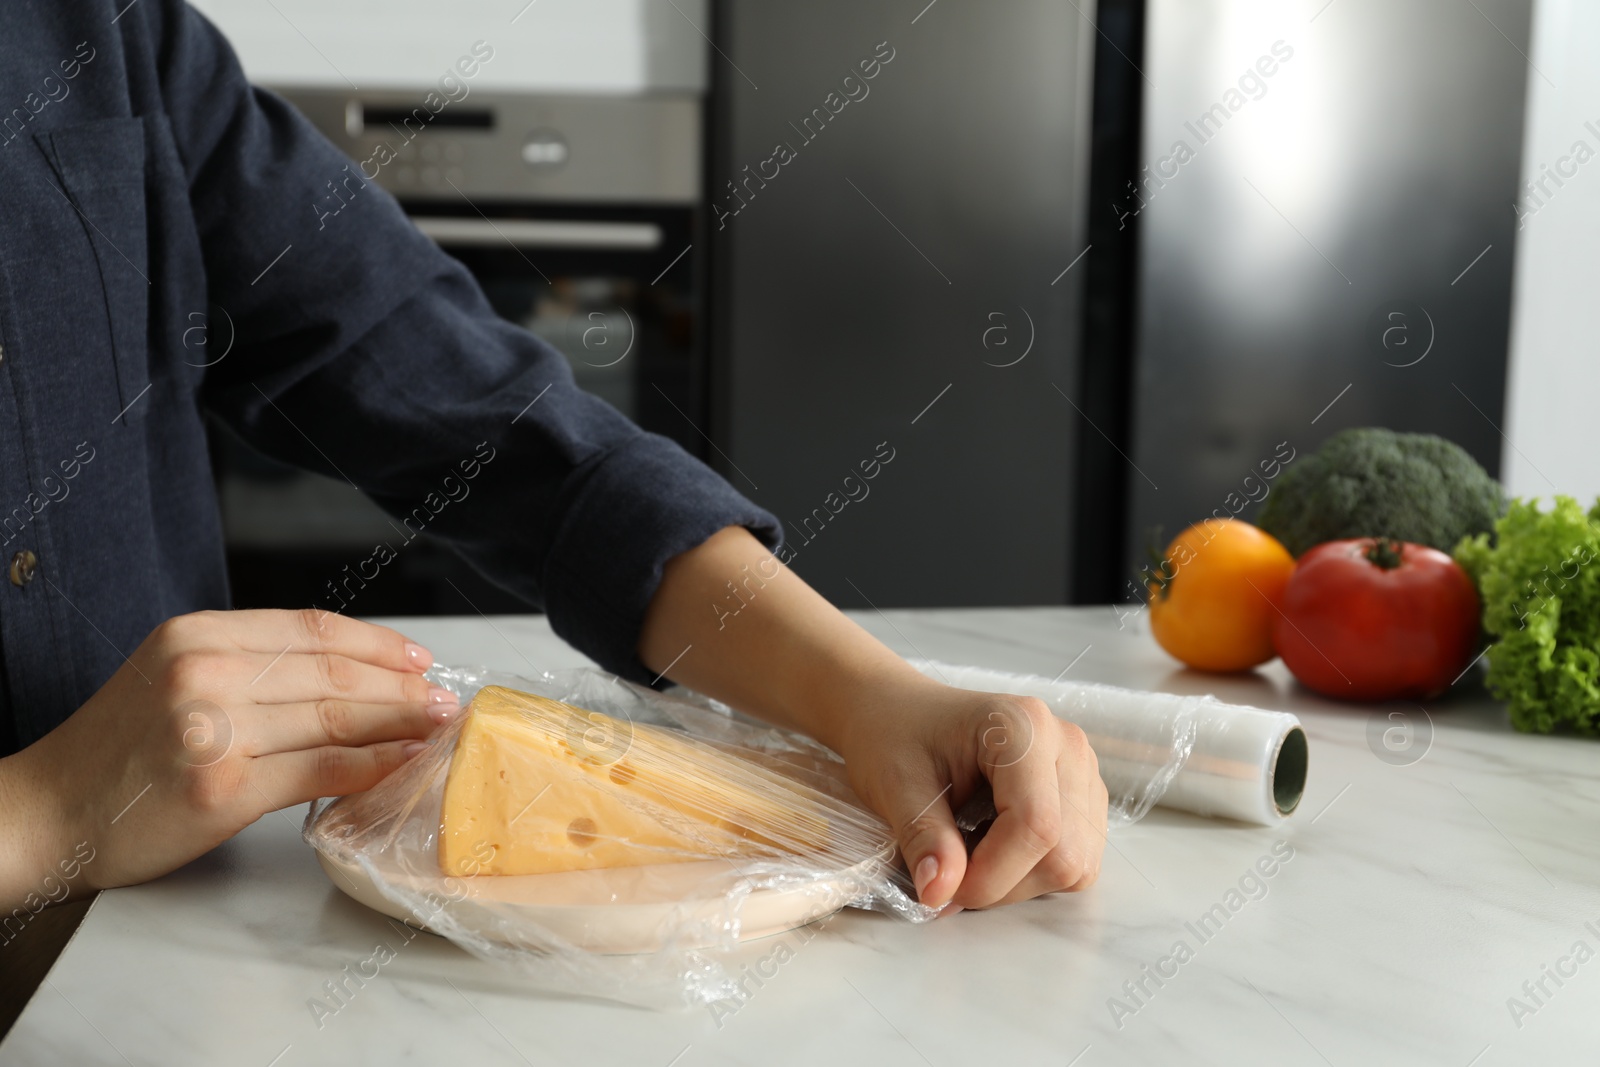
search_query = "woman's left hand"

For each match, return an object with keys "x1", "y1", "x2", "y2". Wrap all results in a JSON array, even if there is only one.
[
  {"x1": 639, "y1": 525, "x2": 1109, "y2": 911},
  {"x1": 832, "y1": 673, "x2": 1109, "y2": 910}
]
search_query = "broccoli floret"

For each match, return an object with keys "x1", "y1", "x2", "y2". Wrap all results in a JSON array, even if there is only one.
[{"x1": 1256, "y1": 427, "x2": 1503, "y2": 557}]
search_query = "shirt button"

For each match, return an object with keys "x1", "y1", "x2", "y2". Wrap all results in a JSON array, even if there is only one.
[{"x1": 9, "y1": 550, "x2": 37, "y2": 587}]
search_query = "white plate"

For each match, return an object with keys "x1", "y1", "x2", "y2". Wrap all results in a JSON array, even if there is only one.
[{"x1": 316, "y1": 848, "x2": 885, "y2": 955}]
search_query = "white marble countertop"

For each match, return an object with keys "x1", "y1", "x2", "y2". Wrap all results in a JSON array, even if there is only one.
[{"x1": 6, "y1": 607, "x2": 1598, "y2": 1066}]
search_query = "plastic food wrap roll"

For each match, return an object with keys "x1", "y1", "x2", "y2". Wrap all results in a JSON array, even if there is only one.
[{"x1": 910, "y1": 661, "x2": 1307, "y2": 827}]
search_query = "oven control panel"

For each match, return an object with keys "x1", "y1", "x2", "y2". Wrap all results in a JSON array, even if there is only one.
[{"x1": 278, "y1": 90, "x2": 700, "y2": 205}]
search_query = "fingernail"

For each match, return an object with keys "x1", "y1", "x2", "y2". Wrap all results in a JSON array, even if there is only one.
[
  {"x1": 402, "y1": 741, "x2": 428, "y2": 759},
  {"x1": 914, "y1": 855, "x2": 939, "y2": 900},
  {"x1": 405, "y1": 643, "x2": 433, "y2": 670},
  {"x1": 428, "y1": 686, "x2": 458, "y2": 706}
]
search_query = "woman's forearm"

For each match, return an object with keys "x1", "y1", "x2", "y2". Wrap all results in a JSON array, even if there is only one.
[
  {"x1": 0, "y1": 744, "x2": 76, "y2": 914},
  {"x1": 637, "y1": 525, "x2": 937, "y2": 753},
  {"x1": 638, "y1": 525, "x2": 1109, "y2": 909}
]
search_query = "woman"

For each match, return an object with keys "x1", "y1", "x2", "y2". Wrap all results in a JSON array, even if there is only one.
[{"x1": 0, "y1": 0, "x2": 1105, "y2": 915}]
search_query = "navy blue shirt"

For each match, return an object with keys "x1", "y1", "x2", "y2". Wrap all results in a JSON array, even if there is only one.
[{"x1": 0, "y1": 0, "x2": 781, "y2": 754}]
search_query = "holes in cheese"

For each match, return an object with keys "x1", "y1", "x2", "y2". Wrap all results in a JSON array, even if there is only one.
[
  {"x1": 437, "y1": 686, "x2": 832, "y2": 877},
  {"x1": 566, "y1": 817, "x2": 599, "y2": 848}
]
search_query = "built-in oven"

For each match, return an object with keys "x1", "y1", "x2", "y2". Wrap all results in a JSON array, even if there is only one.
[{"x1": 209, "y1": 87, "x2": 710, "y2": 614}]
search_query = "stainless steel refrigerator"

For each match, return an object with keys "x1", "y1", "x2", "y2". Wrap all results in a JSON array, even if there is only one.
[
  {"x1": 707, "y1": 0, "x2": 1097, "y2": 609},
  {"x1": 708, "y1": 0, "x2": 1531, "y2": 608},
  {"x1": 1121, "y1": 0, "x2": 1532, "y2": 587}
]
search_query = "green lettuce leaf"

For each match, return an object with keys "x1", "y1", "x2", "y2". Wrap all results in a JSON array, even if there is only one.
[{"x1": 1454, "y1": 496, "x2": 1600, "y2": 734}]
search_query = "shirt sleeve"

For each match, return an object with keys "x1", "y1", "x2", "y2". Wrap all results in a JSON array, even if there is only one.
[{"x1": 141, "y1": 0, "x2": 782, "y2": 684}]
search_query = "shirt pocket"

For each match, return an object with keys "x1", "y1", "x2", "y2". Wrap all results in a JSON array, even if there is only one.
[{"x1": 35, "y1": 116, "x2": 150, "y2": 426}]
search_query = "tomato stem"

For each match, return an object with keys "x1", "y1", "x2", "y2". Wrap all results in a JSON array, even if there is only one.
[
  {"x1": 1142, "y1": 530, "x2": 1174, "y2": 599},
  {"x1": 1365, "y1": 537, "x2": 1404, "y2": 570}
]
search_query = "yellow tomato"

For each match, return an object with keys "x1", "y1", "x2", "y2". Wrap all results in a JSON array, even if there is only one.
[{"x1": 1147, "y1": 519, "x2": 1295, "y2": 672}]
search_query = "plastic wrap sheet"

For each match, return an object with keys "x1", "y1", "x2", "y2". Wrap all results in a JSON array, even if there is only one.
[
  {"x1": 304, "y1": 665, "x2": 935, "y2": 1009},
  {"x1": 304, "y1": 661, "x2": 1272, "y2": 1008},
  {"x1": 910, "y1": 661, "x2": 1308, "y2": 827}
]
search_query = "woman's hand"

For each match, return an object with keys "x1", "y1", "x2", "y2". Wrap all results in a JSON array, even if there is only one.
[
  {"x1": 639, "y1": 525, "x2": 1110, "y2": 909},
  {"x1": 832, "y1": 675, "x2": 1107, "y2": 909},
  {"x1": 1, "y1": 609, "x2": 452, "y2": 907}
]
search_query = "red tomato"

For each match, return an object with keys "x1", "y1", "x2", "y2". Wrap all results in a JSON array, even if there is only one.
[{"x1": 1273, "y1": 538, "x2": 1480, "y2": 701}]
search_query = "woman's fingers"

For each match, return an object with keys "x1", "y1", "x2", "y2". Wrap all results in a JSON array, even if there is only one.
[
  {"x1": 983, "y1": 761, "x2": 1109, "y2": 906},
  {"x1": 954, "y1": 698, "x2": 1064, "y2": 909},
  {"x1": 880, "y1": 766, "x2": 969, "y2": 909},
  {"x1": 240, "y1": 700, "x2": 451, "y2": 757},
  {"x1": 232, "y1": 650, "x2": 440, "y2": 707},
  {"x1": 254, "y1": 740, "x2": 428, "y2": 808},
  {"x1": 173, "y1": 609, "x2": 433, "y2": 673},
  {"x1": 983, "y1": 845, "x2": 1098, "y2": 906}
]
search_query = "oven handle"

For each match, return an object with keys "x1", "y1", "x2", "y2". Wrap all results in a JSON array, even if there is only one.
[{"x1": 410, "y1": 216, "x2": 664, "y2": 251}]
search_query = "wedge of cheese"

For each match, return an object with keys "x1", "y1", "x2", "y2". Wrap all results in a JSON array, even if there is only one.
[{"x1": 438, "y1": 686, "x2": 831, "y2": 877}]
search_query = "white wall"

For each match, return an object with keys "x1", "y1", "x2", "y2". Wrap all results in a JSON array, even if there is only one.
[
  {"x1": 187, "y1": 0, "x2": 708, "y2": 93},
  {"x1": 1503, "y1": 0, "x2": 1600, "y2": 503}
]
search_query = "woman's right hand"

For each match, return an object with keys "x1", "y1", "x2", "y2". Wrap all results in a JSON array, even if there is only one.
[{"x1": 0, "y1": 609, "x2": 454, "y2": 908}]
